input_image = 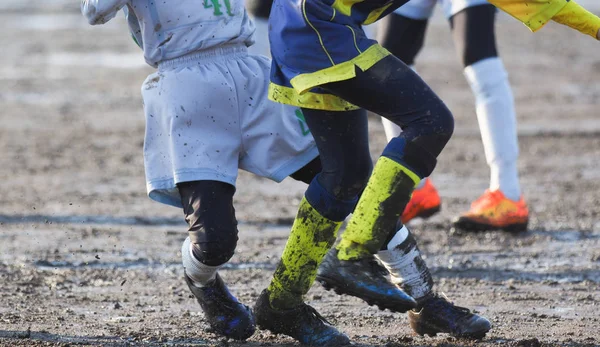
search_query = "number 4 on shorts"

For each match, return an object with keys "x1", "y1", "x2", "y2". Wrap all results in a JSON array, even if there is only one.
[{"x1": 203, "y1": 0, "x2": 234, "y2": 16}]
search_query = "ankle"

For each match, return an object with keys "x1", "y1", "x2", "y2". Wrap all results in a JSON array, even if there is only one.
[
  {"x1": 267, "y1": 285, "x2": 304, "y2": 310},
  {"x1": 335, "y1": 241, "x2": 370, "y2": 261}
]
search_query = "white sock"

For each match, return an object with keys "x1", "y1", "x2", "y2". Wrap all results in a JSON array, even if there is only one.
[
  {"x1": 181, "y1": 237, "x2": 220, "y2": 287},
  {"x1": 381, "y1": 65, "x2": 426, "y2": 190},
  {"x1": 376, "y1": 226, "x2": 433, "y2": 300},
  {"x1": 248, "y1": 17, "x2": 271, "y2": 57},
  {"x1": 464, "y1": 57, "x2": 521, "y2": 201}
]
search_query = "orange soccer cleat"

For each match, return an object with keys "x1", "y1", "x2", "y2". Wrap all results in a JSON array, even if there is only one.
[
  {"x1": 401, "y1": 179, "x2": 441, "y2": 224},
  {"x1": 452, "y1": 189, "x2": 529, "y2": 232}
]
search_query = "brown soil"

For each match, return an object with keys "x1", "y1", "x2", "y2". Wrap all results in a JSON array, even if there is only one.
[{"x1": 1, "y1": 1, "x2": 599, "y2": 346}]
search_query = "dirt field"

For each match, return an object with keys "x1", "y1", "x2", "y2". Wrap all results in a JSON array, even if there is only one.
[{"x1": 1, "y1": 1, "x2": 600, "y2": 346}]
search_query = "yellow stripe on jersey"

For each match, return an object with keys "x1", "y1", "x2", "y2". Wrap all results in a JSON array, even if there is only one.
[
  {"x1": 268, "y1": 83, "x2": 360, "y2": 111},
  {"x1": 331, "y1": 0, "x2": 393, "y2": 25},
  {"x1": 488, "y1": 0, "x2": 569, "y2": 32},
  {"x1": 290, "y1": 44, "x2": 390, "y2": 96},
  {"x1": 364, "y1": 2, "x2": 394, "y2": 25},
  {"x1": 331, "y1": 0, "x2": 362, "y2": 17}
]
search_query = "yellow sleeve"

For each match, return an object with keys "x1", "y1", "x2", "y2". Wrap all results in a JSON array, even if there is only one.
[
  {"x1": 551, "y1": 1, "x2": 600, "y2": 39},
  {"x1": 487, "y1": 0, "x2": 569, "y2": 32}
]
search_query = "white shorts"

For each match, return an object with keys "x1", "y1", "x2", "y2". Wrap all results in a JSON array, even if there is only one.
[
  {"x1": 142, "y1": 45, "x2": 318, "y2": 208},
  {"x1": 394, "y1": 0, "x2": 489, "y2": 19}
]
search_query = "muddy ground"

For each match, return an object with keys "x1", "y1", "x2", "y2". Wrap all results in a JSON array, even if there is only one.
[{"x1": 1, "y1": 1, "x2": 600, "y2": 346}]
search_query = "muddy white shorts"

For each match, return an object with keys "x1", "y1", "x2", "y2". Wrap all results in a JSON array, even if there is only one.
[
  {"x1": 394, "y1": 0, "x2": 489, "y2": 19},
  {"x1": 141, "y1": 45, "x2": 318, "y2": 208}
]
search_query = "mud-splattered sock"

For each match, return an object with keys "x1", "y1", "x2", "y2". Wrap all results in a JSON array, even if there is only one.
[
  {"x1": 267, "y1": 197, "x2": 345, "y2": 310},
  {"x1": 181, "y1": 237, "x2": 220, "y2": 287},
  {"x1": 268, "y1": 176, "x2": 357, "y2": 309},
  {"x1": 376, "y1": 226, "x2": 433, "y2": 300},
  {"x1": 337, "y1": 156, "x2": 420, "y2": 261}
]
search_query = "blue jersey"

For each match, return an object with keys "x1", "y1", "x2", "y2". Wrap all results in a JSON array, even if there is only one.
[{"x1": 268, "y1": 0, "x2": 410, "y2": 111}]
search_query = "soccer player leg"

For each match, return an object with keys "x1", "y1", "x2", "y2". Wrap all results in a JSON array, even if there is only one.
[
  {"x1": 289, "y1": 156, "x2": 322, "y2": 184},
  {"x1": 320, "y1": 56, "x2": 487, "y2": 338},
  {"x1": 377, "y1": 223, "x2": 492, "y2": 338},
  {"x1": 179, "y1": 181, "x2": 255, "y2": 341},
  {"x1": 449, "y1": 4, "x2": 529, "y2": 232},
  {"x1": 235, "y1": 55, "x2": 348, "y2": 345},
  {"x1": 313, "y1": 54, "x2": 453, "y2": 314},
  {"x1": 322, "y1": 51, "x2": 490, "y2": 339},
  {"x1": 378, "y1": 0, "x2": 442, "y2": 223},
  {"x1": 293, "y1": 108, "x2": 416, "y2": 315},
  {"x1": 378, "y1": 0, "x2": 433, "y2": 143},
  {"x1": 245, "y1": 0, "x2": 272, "y2": 56},
  {"x1": 256, "y1": 110, "x2": 374, "y2": 346},
  {"x1": 322, "y1": 54, "x2": 452, "y2": 255}
]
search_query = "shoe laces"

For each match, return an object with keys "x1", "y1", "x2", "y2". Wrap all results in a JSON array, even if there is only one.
[
  {"x1": 300, "y1": 304, "x2": 333, "y2": 326},
  {"x1": 427, "y1": 292, "x2": 471, "y2": 317},
  {"x1": 364, "y1": 256, "x2": 389, "y2": 277}
]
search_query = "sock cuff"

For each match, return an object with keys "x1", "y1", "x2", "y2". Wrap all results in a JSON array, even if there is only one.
[
  {"x1": 381, "y1": 138, "x2": 431, "y2": 181},
  {"x1": 305, "y1": 174, "x2": 358, "y2": 222},
  {"x1": 463, "y1": 57, "x2": 508, "y2": 91},
  {"x1": 181, "y1": 237, "x2": 220, "y2": 286},
  {"x1": 385, "y1": 225, "x2": 410, "y2": 250}
]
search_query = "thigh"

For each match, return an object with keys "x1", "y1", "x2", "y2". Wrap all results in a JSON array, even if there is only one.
[
  {"x1": 301, "y1": 108, "x2": 372, "y2": 199},
  {"x1": 141, "y1": 66, "x2": 242, "y2": 207},
  {"x1": 449, "y1": 4, "x2": 498, "y2": 67},
  {"x1": 142, "y1": 65, "x2": 241, "y2": 183},
  {"x1": 321, "y1": 54, "x2": 445, "y2": 127}
]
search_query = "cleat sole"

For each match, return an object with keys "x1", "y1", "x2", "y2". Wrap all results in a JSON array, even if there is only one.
[
  {"x1": 415, "y1": 206, "x2": 441, "y2": 220},
  {"x1": 317, "y1": 277, "x2": 415, "y2": 313},
  {"x1": 402, "y1": 206, "x2": 441, "y2": 224},
  {"x1": 412, "y1": 323, "x2": 488, "y2": 340},
  {"x1": 452, "y1": 218, "x2": 528, "y2": 233}
]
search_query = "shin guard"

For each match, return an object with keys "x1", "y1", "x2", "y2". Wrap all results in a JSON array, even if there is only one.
[
  {"x1": 268, "y1": 197, "x2": 343, "y2": 309},
  {"x1": 337, "y1": 156, "x2": 420, "y2": 260}
]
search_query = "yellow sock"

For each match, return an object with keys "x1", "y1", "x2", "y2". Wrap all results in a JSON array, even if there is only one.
[
  {"x1": 268, "y1": 197, "x2": 342, "y2": 309},
  {"x1": 337, "y1": 156, "x2": 420, "y2": 261}
]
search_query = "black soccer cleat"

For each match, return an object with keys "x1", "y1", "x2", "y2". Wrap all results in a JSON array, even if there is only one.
[
  {"x1": 185, "y1": 272, "x2": 255, "y2": 340},
  {"x1": 254, "y1": 290, "x2": 350, "y2": 346},
  {"x1": 408, "y1": 293, "x2": 491, "y2": 339},
  {"x1": 316, "y1": 248, "x2": 417, "y2": 313}
]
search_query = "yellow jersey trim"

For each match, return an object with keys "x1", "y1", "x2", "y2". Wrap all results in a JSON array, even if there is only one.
[
  {"x1": 289, "y1": 44, "x2": 391, "y2": 96},
  {"x1": 364, "y1": 2, "x2": 394, "y2": 25},
  {"x1": 331, "y1": 0, "x2": 358, "y2": 17},
  {"x1": 488, "y1": 0, "x2": 568, "y2": 32},
  {"x1": 268, "y1": 83, "x2": 360, "y2": 111}
]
